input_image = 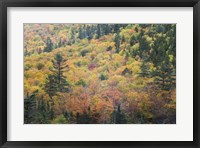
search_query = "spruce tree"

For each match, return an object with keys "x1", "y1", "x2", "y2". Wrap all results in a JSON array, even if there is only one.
[
  {"x1": 44, "y1": 37, "x2": 53, "y2": 52},
  {"x1": 70, "y1": 28, "x2": 75, "y2": 44},
  {"x1": 44, "y1": 74, "x2": 58, "y2": 99},
  {"x1": 130, "y1": 34, "x2": 136, "y2": 46},
  {"x1": 116, "y1": 105, "x2": 127, "y2": 124},
  {"x1": 24, "y1": 91, "x2": 37, "y2": 123},
  {"x1": 121, "y1": 35, "x2": 125, "y2": 43},
  {"x1": 140, "y1": 61, "x2": 151, "y2": 77},
  {"x1": 58, "y1": 38, "x2": 63, "y2": 47},
  {"x1": 45, "y1": 53, "x2": 70, "y2": 97},
  {"x1": 35, "y1": 98, "x2": 51, "y2": 123},
  {"x1": 150, "y1": 27, "x2": 176, "y2": 90},
  {"x1": 51, "y1": 53, "x2": 70, "y2": 92},
  {"x1": 111, "y1": 104, "x2": 127, "y2": 124},
  {"x1": 114, "y1": 33, "x2": 120, "y2": 53},
  {"x1": 97, "y1": 24, "x2": 101, "y2": 39},
  {"x1": 78, "y1": 26, "x2": 84, "y2": 39}
]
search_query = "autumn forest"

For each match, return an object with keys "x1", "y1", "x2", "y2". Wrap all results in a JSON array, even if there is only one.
[{"x1": 24, "y1": 24, "x2": 176, "y2": 124}]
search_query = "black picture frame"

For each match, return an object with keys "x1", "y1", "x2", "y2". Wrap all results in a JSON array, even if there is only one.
[{"x1": 0, "y1": 0, "x2": 199, "y2": 147}]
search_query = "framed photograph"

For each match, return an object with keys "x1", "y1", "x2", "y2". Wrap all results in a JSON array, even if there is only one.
[{"x1": 0, "y1": 0, "x2": 199, "y2": 147}]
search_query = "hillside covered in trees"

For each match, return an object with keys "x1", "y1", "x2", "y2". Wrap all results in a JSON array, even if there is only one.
[{"x1": 24, "y1": 24, "x2": 176, "y2": 124}]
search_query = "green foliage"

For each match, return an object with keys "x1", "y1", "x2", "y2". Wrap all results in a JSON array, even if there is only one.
[
  {"x1": 75, "y1": 79, "x2": 87, "y2": 87},
  {"x1": 150, "y1": 26, "x2": 176, "y2": 90},
  {"x1": 51, "y1": 115, "x2": 68, "y2": 124},
  {"x1": 24, "y1": 91, "x2": 53, "y2": 124},
  {"x1": 50, "y1": 53, "x2": 70, "y2": 92},
  {"x1": 80, "y1": 49, "x2": 89, "y2": 57},
  {"x1": 44, "y1": 37, "x2": 53, "y2": 52},
  {"x1": 76, "y1": 107, "x2": 92, "y2": 124},
  {"x1": 44, "y1": 53, "x2": 70, "y2": 112},
  {"x1": 140, "y1": 61, "x2": 151, "y2": 77},
  {"x1": 111, "y1": 105, "x2": 127, "y2": 124},
  {"x1": 99, "y1": 72, "x2": 108, "y2": 80},
  {"x1": 44, "y1": 74, "x2": 58, "y2": 98},
  {"x1": 114, "y1": 33, "x2": 120, "y2": 53},
  {"x1": 130, "y1": 34, "x2": 137, "y2": 46},
  {"x1": 36, "y1": 63, "x2": 44, "y2": 70},
  {"x1": 24, "y1": 91, "x2": 37, "y2": 124}
]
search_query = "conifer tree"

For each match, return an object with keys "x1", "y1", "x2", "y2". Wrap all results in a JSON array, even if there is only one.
[
  {"x1": 97, "y1": 24, "x2": 101, "y2": 39},
  {"x1": 69, "y1": 28, "x2": 75, "y2": 44},
  {"x1": 114, "y1": 33, "x2": 120, "y2": 53},
  {"x1": 24, "y1": 91, "x2": 37, "y2": 123},
  {"x1": 44, "y1": 37, "x2": 53, "y2": 52},
  {"x1": 78, "y1": 26, "x2": 84, "y2": 39},
  {"x1": 45, "y1": 53, "x2": 70, "y2": 97},
  {"x1": 130, "y1": 34, "x2": 137, "y2": 46},
  {"x1": 150, "y1": 27, "x2": 176, "y2": 90},
  {"x1": 112, "y1": 104, "x2": 127, "y2": 124},
  {"x1": 121, "y1": 35, "x2": 125, "y2": 43},
  {"x1": 44, "y1": 74, "x2": 58, "y2": 99},
  {"x1": 58, "y1": 38, "x2": 63, "y2": 47}
]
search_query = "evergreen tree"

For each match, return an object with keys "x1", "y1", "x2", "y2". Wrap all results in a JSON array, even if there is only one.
[
  {"x1": 51, "y1": 53, "x2": 70, "y2": 92},
  {"x1": 58, "y1": 38, "x2": 63, "y2": 47},
  {"x1": 76, "y1": 107, "x2": 92, "y2": 124},
  {"x1": 114, "y1": 24, "x2": 120, "y2": 33},
  {"x1": 86, "y1": 25, "x2": 92, "y2": 40},
  {"x1": 45, "y1": 53, "x2": 70, "y2": 97},
  {"x1": 116, "y1": 105, "x2": 127, "y2": 124},
  {"x1": 35, "y1": 98, "x2": 51, "y2": 123},
  {"x1": 24, "y1": 91, "x2": 37, "y2": 123},
  {"x1": 150, "y1": 27, "x2": 176, "y2": 90},
  {"x1": 138, "y1": 37, "x2": 150, "y2": 59},
  {"x1": 130, "y1": 34, "x2": 137, "y2": 46},
  {"x1": 97, "y1": 24, "x2": 101, "y2": 39},
  {"x1": 103, "y1": 24, "x2": 111, "y2": 35},
  {"x1": 114, "y1": 33, "x2": 120, "y2": 53},
  {"x1": 44, "y1": 74, "x2": 58, "y2": 99},
  {"x1": 78, "y1": 26, "x2": 84, "y2": 39},
  {"x1": 121, "y1": 35, "x2": 125, "y2": 43},
  {"x1": 44, "y1": 37, "x2": 53, "y2": 52},
  {"x1": 44, "y1": 53, "x2": 70, "y2": 120},
  {"x1": 111, "y1": 105, "x2": 127, "y2": 124},
  {"x1": 24, "y1": 48, "x2": 29, "y2": 56},
  {"x1": 140, "y1": 61, "x2": 151, "y2": 77}
]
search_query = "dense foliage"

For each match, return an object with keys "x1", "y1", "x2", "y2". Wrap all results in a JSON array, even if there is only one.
[{"x1": 24, "y1": 24, "x2": 176, "y2": 124}]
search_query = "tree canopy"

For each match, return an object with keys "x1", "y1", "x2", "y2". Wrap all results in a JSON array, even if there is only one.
[{"x1": 24, "y1": 24, "x2": 176, "y2": 124}]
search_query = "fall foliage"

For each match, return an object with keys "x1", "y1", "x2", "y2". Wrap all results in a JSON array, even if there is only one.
[{"x1": 24, "y1": 24, "x2": 176, "y2": 124}]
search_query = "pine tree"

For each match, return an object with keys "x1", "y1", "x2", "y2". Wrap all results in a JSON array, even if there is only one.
[
  {"x1": 121, "y1": 35, "x2": 125, "y2": 43},
  {"x1": 97, "y1": 24, "x2": 101, "y2": 39},
  {"x1": 138, "y1": 37, "x2": 150, "y2": 60},
  {"x1": 24, "y1": 91, "x2": 37, "y2": 123},
  {"x1": 44, "y1": 53, "x2": 70, "y2": 120},
  {"x1": 35, "y1": 98, "x2": 51, "y2": 123},
  {"x1": 51, "y1": 53, "x2": 70, "y2": 92},
  {"x1": 44, "y1": 74, "x2": 58, "y2": 99},
  {"x1": 116, "y1": 105, "x2": 127, "y2": 124},
  {"x1": 24, "y1": 48, "x2": 29, "y2": 56},
  {"x1": 111, "y1": 105, "x2": 127, "y2": 124},
  {"x1": 103, "y1": 24, "x2": 111, "y2": 35},
  {"x1": 114, "y1": 24, "x2": 120, "y2": 33},
  {"x1": 45, "y1": 53, "x2": 70, "y2": 97},
  {"x1": 114, "y1": 33, "x2": 120, "y2": 53},
  {"x1": 44, "y1": 37, "x2": 53, "y2": 52},
  {"x1": 130, "y1": 34, "x2": 136, "y2": 46},
  {"x1": 140, "y1": 61, "x2": 151, "y2": 77},
  {"x1": 150, "y1": 27, "x2": 176, "y2": 90},
  {"x1": 78, "y1": 26, "x2": 84, "y2": 39},
  {"x1": 58, "y1": 38, "x2": 63, "y2": 47}
]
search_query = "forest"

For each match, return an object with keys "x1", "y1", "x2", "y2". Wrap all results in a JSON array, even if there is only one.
[{"x1": 24, "y1": 24, "x2": 176, "y2": 124}]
